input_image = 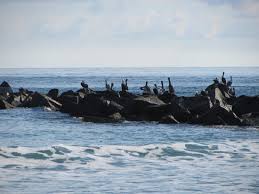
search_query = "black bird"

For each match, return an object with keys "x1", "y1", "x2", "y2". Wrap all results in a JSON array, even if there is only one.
[
  {"x1": 105, "y1": 80, "x2": 111, "y2": 91},
  {"x1": 168, "y1": 77, "x2": 175, "y2": 95},
  {"x1": 121, "y1": 79, "x2": 128, "y2": 92},
  {"x1": 222, "y1": 72, "x2": 226, "y2": 85},
  {"x1": 140, "y1": 81, "x2": 151, "y2": 95},
  {"x1": 81, "y1": 81, "x2": 88, "y2": 89},
  {"x1": 227, "y1": 76, "x2": 233, "y2": 87},
  {"x1": 213, "y1": 77, "x2": 219, "y2": 84},
  {"x1": 161, "y1": 81, "x2": 165, "y2": 93},
  {"x1": 153, "y1": 84, "x2": 159, "y2": 95}
]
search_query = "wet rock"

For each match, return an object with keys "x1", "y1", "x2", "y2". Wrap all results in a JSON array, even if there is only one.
[
  {"x1": 83, "y1": 112, "x2": 124, "y2": 123},
  {"x1": 242, "y1": 112, "x2": 259, "y2": 126},
  {"x1": 62, "y1": 94, "x2": 123, "y2": 118},
  {"x1": 21, "y1": 92, "x2": 62, "y2": 110},
  {"x1": 176, "y1": 96, "x2": 213, "y2": 115},
  {"x1": 0, "y1": 81, "x2": 13, "y2": 95},
  {"x1": 0, "y1": 99, "x2": 14, "y2": 109},
  {"x1": 193, "y1": 104, "x2": 244, "y2": 126},
  {"x1": 159, "y1": 115, "x2": 179, "y2": 124},
  {"x1": 169, "y1": 100, "x2": 192, "y2": 122},
  {"x1": 232, "y1": 95, "x2": 259, "y2": 116},
  {"x1": 47, "y1": 89, "x2": 59, "y2": 100}
]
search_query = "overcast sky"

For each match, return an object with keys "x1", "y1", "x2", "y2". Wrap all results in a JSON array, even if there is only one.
[{"x1": 0, "y1": 0, "x2": 259, "y2": 68}]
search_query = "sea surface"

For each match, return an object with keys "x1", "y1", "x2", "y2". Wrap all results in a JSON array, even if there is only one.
[{"x1": 0, "y1": 67, "x2": 259, "y2": 194}]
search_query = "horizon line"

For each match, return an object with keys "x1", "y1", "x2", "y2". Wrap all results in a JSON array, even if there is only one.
[{"x1": 1, "y1": 65, "x2": 259, "y2": 69}]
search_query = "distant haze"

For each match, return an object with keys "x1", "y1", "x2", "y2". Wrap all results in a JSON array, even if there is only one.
[{"x1": 0, "y1": 0, "x2": 259, "y2": 68}]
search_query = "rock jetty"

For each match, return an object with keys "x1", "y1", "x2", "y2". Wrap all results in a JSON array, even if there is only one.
[{"x1": 0, "y1": 75, "x2": 258, "y2": 126}]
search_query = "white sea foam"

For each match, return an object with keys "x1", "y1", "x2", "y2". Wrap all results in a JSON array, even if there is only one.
[{"x1": 1, "y1": 141, "x2": 258, "y2": 171}]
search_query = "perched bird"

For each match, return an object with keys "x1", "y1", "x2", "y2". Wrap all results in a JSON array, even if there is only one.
[
  {"x1": 81, "y1": 81, "x2": 88, "y2": 89},
  {"x1": 221, "y1": 72, "x2": 226, "y2": 85},
  {"x1": 168, "y1": 77, "x2": 175, "y2": 95},
  {"x1": 105, "y1": 80, "x2": 111, "y2": 91},
  {"x1": 121, "y1": 79, "x2": 128, "y2": 92},
  {"x1": 153, "y1": 84, "x2": 159, "y2": 95},
  {"x1": 140, "y1": 81, "x2": 152, "y2": 95},
  {"x1": 111, "y1": 83, "x2": 114, "y2": 91},
  {"x1": 227, "y1": 76, "x2": 233, "y2": 87},
  {"x1": 161, "y1": 81, "x2": 165, "y2": 94}
]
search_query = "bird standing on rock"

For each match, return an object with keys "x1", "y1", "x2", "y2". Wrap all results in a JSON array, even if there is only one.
[
  {"x1": 105, "y1": 80, "x2": 111, "y2": 91},
  {"x1": 222, "y1": 72, "x2": 226, "y2": 85},
  {"x1": 140, "y1": 81, "x2": 152, "y2": 95},
  {"x1": 121, "y1": 79, "x2": 128, "y2": 93},
  {"x1": 153, "y1": 84, "x2": 159, "y2": 95},
  {"x1": 168, "y1": 77, "x2": 175, "y2": 95}
]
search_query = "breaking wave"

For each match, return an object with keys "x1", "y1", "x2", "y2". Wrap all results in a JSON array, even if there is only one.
[{"x1": 1, "y1": 141, "x2": 258, "y2": 171}]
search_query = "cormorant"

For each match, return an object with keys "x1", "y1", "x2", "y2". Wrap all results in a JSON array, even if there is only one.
[
  {"x1": 161, "y1": 81, "x2": 165, "y2": 94},
  {"x1": 140, "y1": 81, "x2": 151, "y2": 95},
  {"x1": 121, "y1": 79, "x2": 128, "y2": 92},
  {"x1": 213, "y1": 77, "x2": 219, "y2": 84},
  {"x1": 105, "y1": 80, "x2": 111, "y2": 91},
  {"x1": 81, "y1": 81, "x2": 88, "y2": 89},
  {"x1": 227, "y1": 76, "x2": 232, "y2": 87},
  {"x1": 111, "y1": 83, "x2": 114, "y2": 91},
  {"x1": 222, "y1": 72, "x2": 226, "y2": 85},
  {"x1": 153, "y1": 84, "x2": 159, "y2": 95},
  {"x1": 168, "y1": 77, "x2": 175, "y2": 95}
]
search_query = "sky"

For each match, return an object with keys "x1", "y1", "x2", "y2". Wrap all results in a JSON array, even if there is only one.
[{"x1": 0, "y1": 0, "x2": 259, "y2": 68}]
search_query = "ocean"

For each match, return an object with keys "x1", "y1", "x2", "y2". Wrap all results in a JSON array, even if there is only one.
[{"x1": 0, "y1": 67, "x2": 259, "y2": 193}]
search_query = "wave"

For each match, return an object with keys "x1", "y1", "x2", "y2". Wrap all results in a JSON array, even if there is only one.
[{"x1": 0, "y1": 141, "x2": 258, "y2": 170}]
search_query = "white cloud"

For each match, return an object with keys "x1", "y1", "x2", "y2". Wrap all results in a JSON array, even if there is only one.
[{"x1": 0, "y1": 0, "x2": 258, "y2": 67}]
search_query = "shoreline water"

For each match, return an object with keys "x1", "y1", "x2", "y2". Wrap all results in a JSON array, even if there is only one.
[{"x1": 1, "y1": 67, "x2": 259, "y2": 193}]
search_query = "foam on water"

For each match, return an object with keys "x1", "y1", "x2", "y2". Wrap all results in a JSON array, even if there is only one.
[{"x1": 0, "y1": 141, "x2": 259, "y2": 193}]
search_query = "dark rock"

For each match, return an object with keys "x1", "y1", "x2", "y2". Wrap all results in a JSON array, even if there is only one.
[
  {"x1": 242, "y1": 112, "x2": 259, "y2": 126},
  {"x1": 158, "y1": 92, "x2": 176, "y2": 103},
  {"x1": 0, "y1": 99, "x2": 14, "y2": 109},
  {"x1": 192, "y1": 104, "x2": 244, "y2": 126},
  {"x1": 21, "y1": 92, "x2": 62, "y2": 110},
  {"x1": 61, "y1": 94, "x2": 123, "y2": 118},
  {"x1": 0, "y1": 81, "x2": 13, "y2": 95},
  {"x1": 124, "y1": 95, "x2": 166, "y2": 120},
  {"x1": 169, "y1": 100, "x2": 192, "y2": 122},
  {"x1": 47, "y1": 89, "x2": 59, "y2": 100},
  {"x1": 232, "y1": 95, "x2": 259, "y2": 116},
  {"x1": 159, "y1": 115, "x2": 179, "y2": 124},
  {"x1": 176, "y1": 96, "x2": 213, "y2": 115},
  {"x1": 83, "y1": 112, "x2": 124, "y2": 123},
  {"x1": 140, "y1": 104, "x2": 171, "y2": 121}
]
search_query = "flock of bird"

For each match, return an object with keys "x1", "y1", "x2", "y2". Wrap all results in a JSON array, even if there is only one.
[{"x1": 80, "y1": 72, "x2": 234, "y2": 96}]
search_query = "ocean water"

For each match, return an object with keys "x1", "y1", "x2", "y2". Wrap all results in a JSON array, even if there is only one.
[{"x1": 0, "y1": 67, "x2": 259, "y2": 194}]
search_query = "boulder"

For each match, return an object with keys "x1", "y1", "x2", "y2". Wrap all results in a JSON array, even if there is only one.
[
  {"x1": 159, "y1": 115, "x2": 179, "y2": 124},
  {"x1": 158, "y1": 92, "x2": 176, "y2": 103},
  {"x1": 193, "y1": 104, "x2": 244, "y2": 126},
  {"x1": 140, "y1": 104, "x2": 171, "y2": 121},
  {"x1": 232, "y1": 95, "x2": 259, "y2": 116},
  {"x1": 83, "y1": 112, "x2": 124, "y2": 123},
  {"x1": 176, "y1": 96, "x2": 213, "y2": 115},
  {"x1": 47, "y1": 89, "x2": 59, "y2": 100},
  {"x1": 0, "y1": 99, "x2": 14, "y2": 109},
  {"x1": 242, "y1": 112, "x2": 259, "y2": 126},
  {"x1": 21, "y1": 92, "x2": 62, "y2": 110},
  {"x1": 61, "y1": 94, "x2": 124, "y2": 118},
  {"x1": 0, "y1": 81, "x2": 13, "y2": 95},
  {"x1": 169, "y1": 100, "x2": 192, "y2": 122}
]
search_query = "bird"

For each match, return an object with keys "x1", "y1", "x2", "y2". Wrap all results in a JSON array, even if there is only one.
[
  {"x1": 221, "y1": 72, "x2": 226, "y2": 85},
  {"x1": 153, "y1": 84, "x2": 159, "y2": 95},
  {"x1": 105, "y1": 80, "x2": 111, "y2": 91},
  {"x1": 168, "y1": 77, "x2": 175, "y2": 95},
  {"x1": 227, "y1": 76, "x2": 233, "y2": 87},
  {"x1": 81, "y1": 81, "x2": 88, "y2": 89}
]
